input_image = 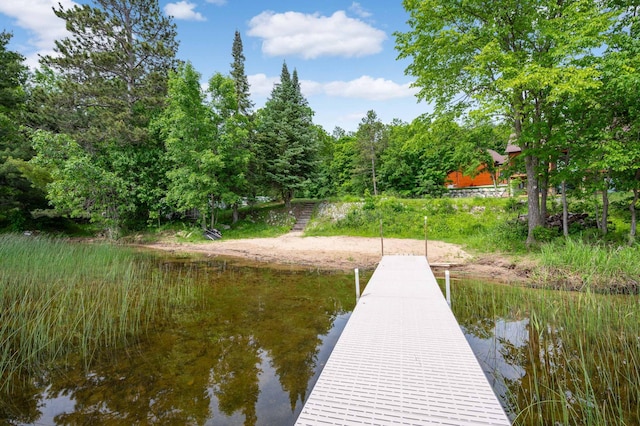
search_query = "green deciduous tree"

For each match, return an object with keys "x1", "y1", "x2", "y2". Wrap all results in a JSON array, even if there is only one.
[
  {"x1": 152, "y1": 62, "x2": 219, "y2": 229},
  {"x1": 153, "y1": 64, "x2": 251, "y2": 229},
  {"x1": 379, "y1": 115, "x2": 456, "y2": 197},
  {"x1": 30, "y1": 130, "x2": 134, "y2": 238},
  {"x1": 208, "y1": 72, "x2": 251, "y2": 224},
  {"x1": 577, "y1": 2, "x2": 640, "y2": 241},
  {"x1": 396, "y1": 0, "x2": 612, "y2": 245},
  {"x1": 256, "y1": 63, "x2": 318, "y2": 208},
  {"x1": 355, "y1": 110, "x2": 387, "y2": 196},
  {"x1": 304, "y1": 125, "x2": 336, "y2": 198}
]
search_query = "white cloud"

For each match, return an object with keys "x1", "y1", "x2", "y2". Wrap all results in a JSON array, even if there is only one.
[
  {"x1": 247, "y1": 10, "x2": 386, "y2": 59},
  {"x1": 349, "y1": 2, "x2": 372, "y2": 19},
  {"x1": 324, "y1": 76, "x2": 418, "y2": 101},
  {"x1": 248, "y1": 73, "x2": 279, "y2": 96},
  {"x1": 249, "y1": 73, "x2": 417, "y2": 102},
  {"x1": 164, "y1": 1, "x2": 206, "y2": 21},
  {"x1": 0, "y1": 0, "x2": 77, "y2": 67},
  {"x1": 299, "y1": 79, "x2": 323, "y2": 97},
  {"x1": 338, "y1": 111, "x2": 368, "y2": 126}
]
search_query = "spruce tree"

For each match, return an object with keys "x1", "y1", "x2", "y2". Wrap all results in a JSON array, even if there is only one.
[
  {"x1": 256, "y1": 62, "x2": 318, "y2": 207},
  {"x1": 228, "y1": 31, "x2": 254, "y2": 220},
  {"x1": 230, "y1": 30, "x2": 253, "y2": 116}
]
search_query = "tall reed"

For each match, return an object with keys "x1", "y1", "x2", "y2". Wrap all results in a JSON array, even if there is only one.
[
  {"x1": 0, "y1": 234, "x2": 200, "y2": 391},
  {"x1": 451, "y1": 280, "x2": 640, "y2": 425}
]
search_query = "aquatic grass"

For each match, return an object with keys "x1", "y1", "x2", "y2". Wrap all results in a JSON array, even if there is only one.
[
  {"x1": 451, "y1": 279, "x2": 640, "y2": 425},
  {"x1": 0, "y1": 234, "x2": 201, "y2": 391}
]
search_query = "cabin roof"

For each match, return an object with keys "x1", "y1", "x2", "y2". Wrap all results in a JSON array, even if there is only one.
[
  {"x1": 505, "y1": 132, "x2": 521, "y2": 154},
  {"x1": 487, "y1": 149, "x2": 507, "y2": 165},
  {"x1": 505, "y1": 143, "x2": 521, "y2": 154}
]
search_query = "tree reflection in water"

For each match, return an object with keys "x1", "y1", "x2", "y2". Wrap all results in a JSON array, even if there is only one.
[{"x1": 1, "y1": 258, "x2": 361, "y2": 425}]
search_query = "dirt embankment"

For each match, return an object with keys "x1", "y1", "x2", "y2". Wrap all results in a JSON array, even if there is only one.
[{"x1": 139, "y1": 232, "x2": 530, "y2": 283}]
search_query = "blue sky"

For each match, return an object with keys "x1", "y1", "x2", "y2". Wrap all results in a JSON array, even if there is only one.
[{"x1": 0, "y1": 0, "x2": 430, "y2": 132}]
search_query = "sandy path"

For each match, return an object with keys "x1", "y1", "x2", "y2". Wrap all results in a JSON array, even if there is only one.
[{"x1": 140, "y1": 232, "x2": 528, "y2": 283}]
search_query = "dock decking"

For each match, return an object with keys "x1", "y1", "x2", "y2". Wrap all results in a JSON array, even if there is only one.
[{"x1": 296, "y1": 255, "x2": 510, "y2": 425}]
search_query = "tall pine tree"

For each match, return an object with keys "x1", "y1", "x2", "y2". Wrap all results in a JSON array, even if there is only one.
[
  {"x1": 32, "y1": 0, "x2": 179, "y2": 235},
  {"x1": 230, "y1": 31, "x2": 253, "y2": 116},
  {"x1": 228, "y1": 31, "x2": 253, "y2": 221},
  {"x1": 256, "y1": 62, "x2": 318, "y2": 207}
]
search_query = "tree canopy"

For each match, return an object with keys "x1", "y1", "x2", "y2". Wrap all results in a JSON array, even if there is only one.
[
  {"x1": 396, "y1": 0, "x2": 613, "y2": 245},
  {"x1": 0, "y1": 0, "x2": 637, "y2": 246},
  {"x1": 0, "y1": 31, "x2": 48, "y2": 229},
  {"x1": 29, "y1": 0, "x2": 179, "y2": 235}
]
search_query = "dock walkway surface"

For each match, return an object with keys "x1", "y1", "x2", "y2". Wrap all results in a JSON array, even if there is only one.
[{"x1": 296, "y1": 255, "x2": 510, "y2": 425}]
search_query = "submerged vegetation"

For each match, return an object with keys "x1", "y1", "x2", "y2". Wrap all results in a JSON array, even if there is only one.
[
  {"x1": 451, "y1": 279, "x2": 640, "y2": 425},
  {"x1": 0, "y1": 234, "x2": 201, "y2": 391}
]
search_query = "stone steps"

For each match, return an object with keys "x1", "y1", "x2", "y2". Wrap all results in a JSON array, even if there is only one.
[{"x1": 292, "y1": 202, "x2": 316, "y2": 231}]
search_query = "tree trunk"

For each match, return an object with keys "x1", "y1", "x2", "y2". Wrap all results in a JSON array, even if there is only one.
[
  {"x1": 371, "y1": 150, "x2": 378, "y2": 196},
  {"x1": 630, "y1": 187, "x2": 638, "y2": 244},
  {"x1": 210, "y1": 194, "x2": 216, "y2": 229},
  {"x1": 601, "y1": 177, "x2": 609, "y2": 235},
  {"x1": 540, "y1": 162, "x2": 549, "y2": 223},
  {"x1": 525, "y1": 154, "x2": 542, "y2": 247},
  {"x1": 594, "y1": 195, "x2": 601, "y2": 231},
  {"x1": 232, "y1": 203, "x2": 239, "y2": 224},
  {"x1": 284, "y1": 190, "x2": 292, "y2": 209},
  {"x1": 561, "y1": 180, "x2": 569, "y2": 237}
]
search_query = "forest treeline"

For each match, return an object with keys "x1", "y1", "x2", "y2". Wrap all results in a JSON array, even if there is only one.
[{"x1": 0, "y1": 0, "x2": 638, "y2": 245}]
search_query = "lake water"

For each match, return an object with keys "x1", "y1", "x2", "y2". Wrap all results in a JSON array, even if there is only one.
[
  {"x1": 2, "y1": 255, "x2": 638, "y2": 425},
  {"x1": 2, "y1": 257, "x2": 362, "y2": 425}
]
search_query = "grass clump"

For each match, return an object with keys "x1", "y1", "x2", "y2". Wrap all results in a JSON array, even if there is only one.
[
  {"x1": 0, "y1": 234, "x2": 200, "y2": 391},
  {"x1": 221, "y1": 205, "x2": 295, "y2": 239},
  {"x1": 452, "y1": 279, "x2": 640, "y2": 425},
  {"x1": 534, "y1": 238, "x2": 640, "y2": 293}
]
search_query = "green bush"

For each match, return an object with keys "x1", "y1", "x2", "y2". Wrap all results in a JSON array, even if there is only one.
[{"x1": 533, "y1": 225, "x2": 559, "y2": 243}]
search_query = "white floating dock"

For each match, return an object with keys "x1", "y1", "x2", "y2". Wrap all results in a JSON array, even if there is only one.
[{"x1": 296, "y1": 255, "x2": 510, "y2": 425}]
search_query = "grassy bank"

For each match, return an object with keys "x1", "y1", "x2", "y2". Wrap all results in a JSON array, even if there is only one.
[
  {"x1": 306, "y1": 196, "x2": 527, "y2": 252},
  {"x1": 304, "y1": 196, "x2": 639, "y2": 292},
  {"x1": 534, "y1": 239, "x2": 640, "y2": 293},
  {"x1": 0, "y1": 234, "x2": 200, "y2": 391}
]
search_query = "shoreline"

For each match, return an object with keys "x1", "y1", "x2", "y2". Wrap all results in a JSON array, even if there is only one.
[{"x1": 137, "y1": 232, "x2": 530, "y2": 284}]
